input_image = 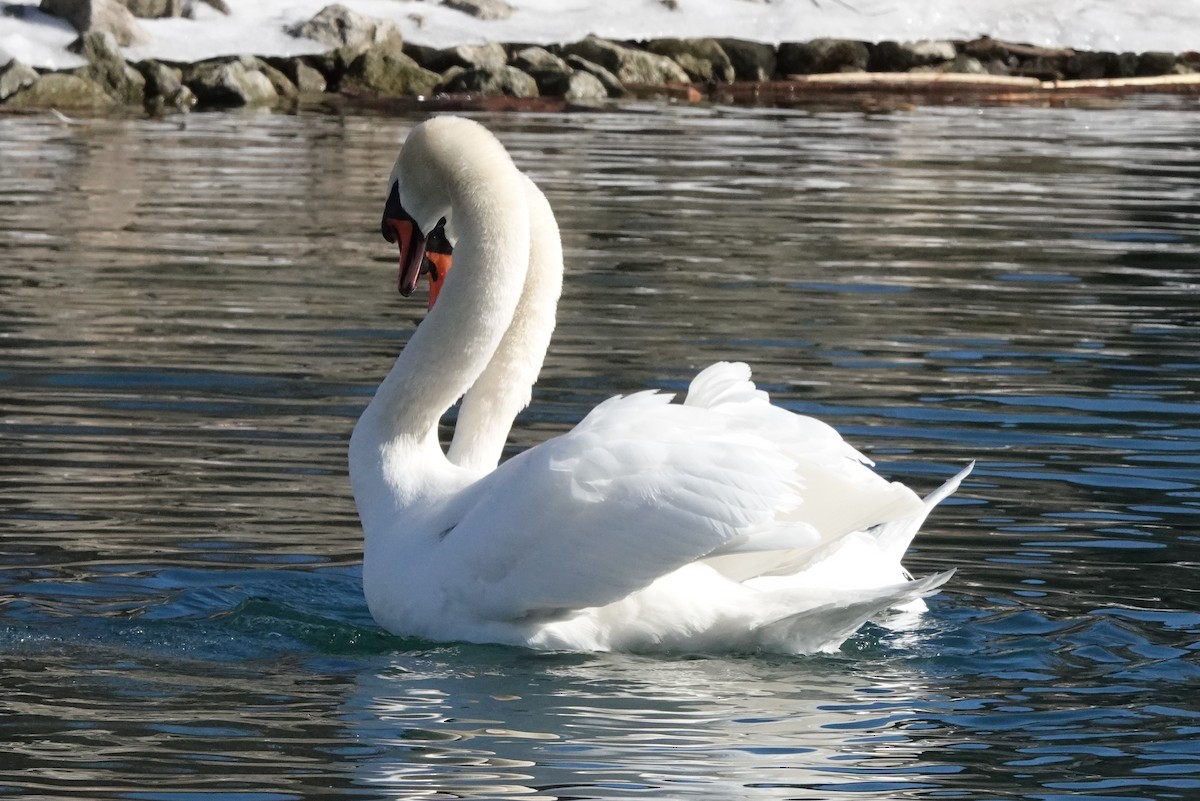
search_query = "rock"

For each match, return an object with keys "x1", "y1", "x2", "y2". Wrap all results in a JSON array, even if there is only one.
[
  {"x1": 511, "y1": 46, "x2": 572, "y2": 94},
  {"x1": 979, "y1": 54, "x2": 1018, "y2": 76},
  {"x1": 0, "y1": 59, "x2": 40, "y2": 102},
  {"x1": 124, "y1": 0, "x2": 182, "y2": 17},
  {"x1": 440, "y1": 0, "x2": 513, "y2": 20},
  {"x1": 1137, "y1": 51, "x2": 1178, "y2": 76},
  {"x1": 941, "y1": 54, "x2": 987, "y2": 75},
  {"x1": 294, "y1": 60, "x2": 328, "y2": 93},
  {"x1": 715, "y1": 38, "x2": 776, "y2": 81},
  {"x1": 511, "y1": 45, "x2": 608, "y2": 101},
  {"x1": 415, "y1": 42, "x2": 509, "y2": 73},
  {"x1": 1065, "y1": 51, "x2": 1118, "y2": 80},
  {"x1": 136, "y1": 59, "x2": 197, "y2": 112},
  {"x1": 290, "y1": 5, "x2": 406, "y2": 87},
  {"x1": 564, "y1": 54, "x2": 628, "y2": 97},
  {"x1": 183, "y1": 57, "x2": 278, "y2": 107},
  {"x1": 438, "y1": 64, "x2": 467, "y2": 87},
  {"x1": 646, "y1": 38, "x2": 735, "y2": 82},
  {"x1": 909, "y1": 40, "x2": 958, "y2": 65},
  {"x1": 562, "y1": 36, "x2": 689, "y2": 85},
  {"x1": 39, "y1": 0, "x2": 150, "y2": 46},
  {"x1": 68, "y1": 29, "x2": 144, "y2": 104},
  {"x1": 1014, "y1": 55, "x2": 1066, "y2": 80},
  {"x1": 958, "y1": 36, "x2": 1000, "y2": 61},
  {"x1": 342, "y1": 44, "x2": 440, "y2": 97},
  {"x1": 197, "y1": 0, "x2": 230, "y2": 13},
  {"x1": 442, "y1": 65, "x2": 538, "y2": 97},
  {"x1": 265, "y1": 57, "x2": 328, "y2": 93},
  {"x1": 252, "y1": 57, "x2": 298, "y2": 101},
  {"x1": 511, "y1": 46, "x2": 569, "y2": 75},
  {"x1": 3, "y1": 72, "x2": 118, "y2": 109},
  {"x1": 287, "y1": 4, "x2": 403, "y2": 56},
  {"x1": 1114, "y1": 52, "x2": 1140, "y2": 78},
  {"x1": 778, "y1": 38, "x2": 869, "y2": 75},
  {"x1": 559, "y1": 70, "x2": 608, "y2": 103}
]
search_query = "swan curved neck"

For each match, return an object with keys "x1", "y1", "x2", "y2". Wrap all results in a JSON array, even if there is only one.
[
  {"x1": 371, "y1": 161, "x2": 531, "y2": 445},
  {"x1": 448, "y1": 175, "x2": 563, "y2": 471}
]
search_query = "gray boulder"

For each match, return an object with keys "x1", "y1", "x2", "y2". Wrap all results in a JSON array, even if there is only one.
[
  {"x1": 440, "y1": 0, "x2": 513, "y2": 20},
  {"x1": 265, "y1": 57, "x2": 328, "y2": 93},
  {"x1": 3, "y1": 72, "x2": 118, "y2": 109},
  {"x1": 39, "y1": 0, "x2": 150, "y2": 46},
  {"x1": 442, "y1": 65, "x2": 538, "y2": 97},
  {"x1": 0, "y1": 59, "x2": 40, "y2": 102},
  {"x1": 511, "y1": 46, "x2": 569, "y2": 93},
  {"x1": 778, "y1": 38, "x2": 869, "y2": 75},
  {"x1": 714, "y1": 39, "x2": 776, "y2": 81},
  {"x1": 1066, "y1": 51, "x2": 1118, "y2": 80},
  {"x1": 124, "y1": 0, "x2": 182, "y2": 17},
  {"x1": 554, "y1": 70, "x2": 608, "y2": 103},
  {"x1": 646, "y1": 38, "x2": 735, "y2": 82},
  {"x1": 253, "y1": 58, "x2": 299, "y2": 101},
  {"x1": 510, "y1": 48, "x2": 609, "y2": 102},
  {"x1": 941, "y1": 54, "x2": 987, "y2": 75},
  {"x1": 869, "y1": 40, "x2": 957, "y2": 72},
  {"x1": 183, "y1": 57, "x2": 279, "y2": 107},
  {"x1": 562, "y1": 36, "x2": 689, "y2": 85},
  {"x1": 68, "y1": 29, "x2": 145, "y2": 104},
  {"x1": 564, "y1": 54, "x2": 628, "y2": 97},
  {"x1": 411, "y1": 42, "x2": 509, "y2": 74},
  {"x1": 511, "y1": 46, "x2": 569, "y2": 75},
  {"x1": 137, "y1": 59, "x2": 197, "y2": 112},
  {"x1": 287, "y1": 4, "x2": 403, "y2": 57},
  {"x1": 342, "y1": 43, "x2": 440, "y2": 96},
  {"x1": 1137, "y1": 51, "x2": 1179, "y2": 76},
  {"x1": 1114, "y1": 52, "x2": 1140, "y2": 78}
]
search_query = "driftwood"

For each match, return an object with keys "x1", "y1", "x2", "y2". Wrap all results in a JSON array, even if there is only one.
[{"x1": 705, "y1": 71, "x2": 1200, "y2": 106}]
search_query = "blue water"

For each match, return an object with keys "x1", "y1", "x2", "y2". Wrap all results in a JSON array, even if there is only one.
[{"x1": 1, "y1": 103, "x2": 1198, "y2": 799}]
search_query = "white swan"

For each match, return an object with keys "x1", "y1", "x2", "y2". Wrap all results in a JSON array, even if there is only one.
[{"x1": 351, "y1": 116, "x2": 971, "y2": 653}]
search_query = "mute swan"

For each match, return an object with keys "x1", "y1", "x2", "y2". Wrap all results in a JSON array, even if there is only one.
[{"x1": 351, "y1": 116, "x2": 971, "y2": 653}]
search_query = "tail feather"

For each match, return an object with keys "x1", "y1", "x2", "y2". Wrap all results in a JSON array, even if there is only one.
[
  {"x1": 754, "y1": 569, "x2": 955, "y2": 653},
  {"x1": 871, "y1": 462, "x2": 975, "y2": 563}
]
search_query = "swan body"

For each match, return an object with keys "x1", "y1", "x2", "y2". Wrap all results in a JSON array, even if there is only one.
[{"x1": 351, "y1": 116, "x2": 970, "y2": 653}]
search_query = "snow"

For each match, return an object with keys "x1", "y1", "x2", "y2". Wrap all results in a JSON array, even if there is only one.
[{"x1": 2, "y1": 0, "x2": 1197, "y2": 72}]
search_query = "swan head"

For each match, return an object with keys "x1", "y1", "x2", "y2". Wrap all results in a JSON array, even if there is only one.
[
  {"x1": 381, "y1": 116, "x2": 528, "y2": 308},
  {"x1": 382, "y1": 182, "x2": 453, "y2": 306}
]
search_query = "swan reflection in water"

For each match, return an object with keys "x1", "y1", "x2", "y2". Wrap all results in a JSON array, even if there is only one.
[
  {"x1": 352, "y1": 648, "x2": 945, "y2": 799},
  {"x1": 351, "y1": 116, "x2": 971, "y2": 654}
]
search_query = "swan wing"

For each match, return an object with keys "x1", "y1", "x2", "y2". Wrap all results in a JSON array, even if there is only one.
[
  {"x1": 434, "y1": 387, "x2": 818, "y2": 623},
  {"x1": 432, "y1": 363, "x2": 924, "y2": 624}
]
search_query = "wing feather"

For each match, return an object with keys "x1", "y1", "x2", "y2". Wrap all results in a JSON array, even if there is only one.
[
  {"x1": 424, "y1": 363, "x2": 930, "y2": 626},
  {"x1": 433, "y1": 388, "x2": 802, "y2": 621}
]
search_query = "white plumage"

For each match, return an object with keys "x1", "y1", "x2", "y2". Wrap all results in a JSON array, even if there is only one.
[{"x1": 351, "y1": 116, "x2": 970, "y2": 653}]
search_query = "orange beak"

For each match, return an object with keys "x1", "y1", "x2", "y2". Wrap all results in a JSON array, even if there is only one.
[
  {"x1": 386, "y1": 216, "x2": 427, "y2": 297},
  {"x1": 381, "y1": 183, "x2": 453, "y2": 308},
  {"x1": 425, "y1": 251, "x2": 452, "y2": 309}
]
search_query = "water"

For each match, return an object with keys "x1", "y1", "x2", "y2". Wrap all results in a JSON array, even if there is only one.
[{"x1": 1, "y1": 102, "x2": 1198, "y2": 799}]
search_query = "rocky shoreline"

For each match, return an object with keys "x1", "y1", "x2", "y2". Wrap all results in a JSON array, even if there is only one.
[{"x1": 2, "y1": 3, "x2": 1198, "y2": 115}]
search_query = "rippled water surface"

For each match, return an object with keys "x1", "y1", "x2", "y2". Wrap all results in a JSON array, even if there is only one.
[{"x1": 2, "y1": 103, "x2": 1198, "y2": 799}]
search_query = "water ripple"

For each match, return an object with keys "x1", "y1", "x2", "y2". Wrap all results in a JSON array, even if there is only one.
[{"x1": 1, "y1": 105, "x2": 1199, "y2": 799}]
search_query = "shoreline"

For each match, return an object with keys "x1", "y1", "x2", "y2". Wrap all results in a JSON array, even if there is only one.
[{"x1": 2, "y1": 4, "x2": 1198, "y2": 116}]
